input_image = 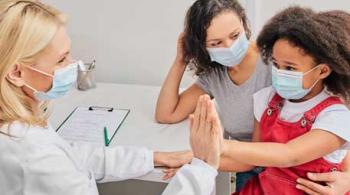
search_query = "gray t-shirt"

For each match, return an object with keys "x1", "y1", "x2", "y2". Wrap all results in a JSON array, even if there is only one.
[{"x1": 195, "y1": 57, "x2": 272, "y2": 141}]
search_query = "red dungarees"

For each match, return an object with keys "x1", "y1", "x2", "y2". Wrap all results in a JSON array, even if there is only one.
[{"x1": 235, "y1": 93, "x2": 345, "y2": 195}]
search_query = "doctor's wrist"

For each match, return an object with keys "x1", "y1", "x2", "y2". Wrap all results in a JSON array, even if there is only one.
[{"x1": 153, "y1": 152, "x2": 165, "y2": 167}]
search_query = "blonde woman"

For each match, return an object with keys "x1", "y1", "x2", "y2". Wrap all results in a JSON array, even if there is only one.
[{"x1": 0, "y1": 1, "x2": 223, "y2": 194}]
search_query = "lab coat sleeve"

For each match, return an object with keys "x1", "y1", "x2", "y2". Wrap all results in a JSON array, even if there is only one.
[
  {"x1": 162, "y1": 158, "x2": 218, "y2": 195},
  {"x1": 69, "y1": 142, "x2": 154, "y2": 183},
  {"x1": 24, "y1": 144, "x2": 99, "y2": 195}
]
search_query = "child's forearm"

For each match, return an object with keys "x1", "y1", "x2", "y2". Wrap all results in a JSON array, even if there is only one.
[
  {"x1": 219, "y1": 155, "x2": 255, "y2": 172},
  {"x1": 222, "y1": 140, "x2": 301, "y2": 168},
  {"x1": 222, "y1": 129, "x2": 346, "y2": 168}
]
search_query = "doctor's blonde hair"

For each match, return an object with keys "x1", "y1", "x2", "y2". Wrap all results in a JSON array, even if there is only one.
[{"x1": 0, "y1": 0, "x2": 66, "y2": 130}]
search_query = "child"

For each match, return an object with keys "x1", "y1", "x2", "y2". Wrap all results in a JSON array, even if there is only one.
[{"x1": 192, "y1": 6, "x2": 350, "y2": 194}]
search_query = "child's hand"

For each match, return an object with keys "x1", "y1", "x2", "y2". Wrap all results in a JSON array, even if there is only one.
[
  {"x1": 162, "y1": 168, "x2": 179, "y2": 181},
  {"x1": 190, "y1": 95, "x2": 224, "y2": 169},
  {"x1": 154, "y1": 150, "x2": 193, "y2": 168}
]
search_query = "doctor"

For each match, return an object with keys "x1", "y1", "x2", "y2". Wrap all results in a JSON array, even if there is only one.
[{"x1": 0, "y1": 0, "x2": 220, "y2": 194}]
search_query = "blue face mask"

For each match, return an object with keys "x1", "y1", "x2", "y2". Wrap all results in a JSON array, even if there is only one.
[
  {"x1": 25, "y1": 61, "x2": 79, "y2": 101},
  {"x1": 272, "y1": 65, "x2": 321, "y2": 100},
  {"x1": 206, "y1": 32, "x2": 249, "y2": 67}
]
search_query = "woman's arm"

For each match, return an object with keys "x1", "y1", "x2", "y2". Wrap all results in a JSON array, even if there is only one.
[
  {"x1": 155, "y1": 33, "x2": 206, "y2": 124},
  {"x1": 296, "y1": 152, "x2": 350, "y2": 194},
  {"x1": 296, "y1": 171, "x2": 350, "y2": 195}
]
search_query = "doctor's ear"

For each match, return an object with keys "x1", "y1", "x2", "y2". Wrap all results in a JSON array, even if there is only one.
[
  {"x1": 318, "y1": 64, "x2": 332, "y2": 79},
  {"x1": 6, "y1": 64, "x2": 25, "y2": 87}
]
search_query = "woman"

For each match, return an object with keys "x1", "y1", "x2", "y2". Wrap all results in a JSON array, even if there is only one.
[
  {"x1": 0, "y1": 1, "x2": 201, "y2": 194},
  {"x1": 155, "y1": 0, "x2": 271, "y2": 190}
]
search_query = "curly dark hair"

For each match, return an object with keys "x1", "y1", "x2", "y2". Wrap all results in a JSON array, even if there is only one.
[
  {"x1": 256, "y1": 6, "x2": 350, "y2": 103},
  {"x1": 183, "y1": 0, "x2": 251, "y2": 76}
]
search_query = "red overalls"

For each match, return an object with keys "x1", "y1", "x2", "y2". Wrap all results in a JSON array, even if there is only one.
[{"x1": 235, "y1": 93, "x2": 345, "y2": 195}]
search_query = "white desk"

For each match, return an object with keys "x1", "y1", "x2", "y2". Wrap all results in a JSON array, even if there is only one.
[{"x1": 49, "y1": 82, "x2": 230, "y2": 195}]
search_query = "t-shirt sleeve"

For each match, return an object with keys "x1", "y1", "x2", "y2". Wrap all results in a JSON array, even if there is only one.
[
  {"x1": 312, "y1": 104, "x2": 350, "y2": 149},
  {"x1": 195, "y1": 74, "x2": 212, "y2": 96},
  {"x1": 253, "y1": 86, "x2": 275, "y2": 122}
]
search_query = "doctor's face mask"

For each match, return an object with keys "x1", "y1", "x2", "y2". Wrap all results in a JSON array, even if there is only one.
[
  {"x1": 24, "y1": 62, "x2": 78, "y2": 101},
  {"x1": 19, "y1": 27, "x2": 78, "y2": 102}
]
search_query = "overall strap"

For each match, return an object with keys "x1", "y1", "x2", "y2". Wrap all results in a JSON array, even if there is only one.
[{"x1": 301, "y1": 96, "x2": 343, "y2": 127}]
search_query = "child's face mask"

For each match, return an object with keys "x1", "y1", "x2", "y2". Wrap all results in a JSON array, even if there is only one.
[
  {"x1": 272, "y1": 65, "x2": 321, "y2": 100},
  {"x1": 24, "y1": 61, "x2": 79, "y2": 101}
]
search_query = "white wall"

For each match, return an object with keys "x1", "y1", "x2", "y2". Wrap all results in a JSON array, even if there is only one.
[
  {"x1": 248, "y1": 0, "x2": 350, "y2": 38},
  {"x1": 44, "y1": 0, "x2": 196, "y2": 87},
  {"x1": 44, "y1": 0, "x2": 349, "y2": 86}
]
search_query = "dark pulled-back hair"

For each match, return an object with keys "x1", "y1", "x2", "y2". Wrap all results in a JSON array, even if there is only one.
[
  {"x1": 183, "y1": 0, "x2": 251, "y2": 76},
  {"x1": 257, "y1": 6, "x2": 350, "y2": 103}
]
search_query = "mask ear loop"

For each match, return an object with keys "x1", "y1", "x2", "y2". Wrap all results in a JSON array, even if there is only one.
[
  {"x1": 303, "y1": 65, "x2": 322, "y2": 90},
  {"x1": 22, "y1": 66, "x2": 53, "y2": 93},
  {"x1": 304, "y1": 65, "x2": 322, "y2": 75},
  {"x1": 26, "y1": 66, "x2": 54, "y2": 78},
  {"x1": 23, "y1": 82, "x2": 38, "y2": 93}
]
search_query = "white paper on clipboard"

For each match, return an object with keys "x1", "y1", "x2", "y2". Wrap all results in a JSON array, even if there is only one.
[{"x1": 56, "y1": 106, "x2": 130, "y2": 146}]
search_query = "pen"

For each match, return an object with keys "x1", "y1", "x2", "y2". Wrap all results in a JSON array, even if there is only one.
[{"x1": 104, "y1": 126, "x2": 109, "y2": 147}]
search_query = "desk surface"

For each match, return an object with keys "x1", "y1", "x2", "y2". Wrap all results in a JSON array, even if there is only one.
[{"x1": 49, "y1": 83, "x2": 190, "y2": 183}]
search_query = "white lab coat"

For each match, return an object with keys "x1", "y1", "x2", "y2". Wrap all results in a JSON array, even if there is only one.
[{"x1": 0, "y1": 122, "x2": 217, "y2": 195}]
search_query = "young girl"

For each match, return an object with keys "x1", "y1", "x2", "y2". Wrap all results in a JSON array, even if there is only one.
[
  {"x1": 0, "y1": 1, "x2": 196, "y2": 194},
  {"x1": 192, "y1": 7, "x2": 350, "y2": 194},
  {"x1": 156, "y1": 0, "x2": 271, "y2": 190}
]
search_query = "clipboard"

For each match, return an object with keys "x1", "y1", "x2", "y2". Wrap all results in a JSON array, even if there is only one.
[{"x1": 56, "y1": 106, "x2": 130, "y2": 146}]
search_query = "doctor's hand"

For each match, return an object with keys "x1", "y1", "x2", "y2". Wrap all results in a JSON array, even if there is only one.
[
  {"x1": 162, "y1": 168, "x2": 180, "y2": 181},
  {"x1": 190, "y1": 95, "x2": 224, "y2": 169},
  {"x1": 296, "y1": 171, "x2": 350, "y2": 195},
  {"x1": 154, "y1": 150, "x2": 193, "y2": 168}
]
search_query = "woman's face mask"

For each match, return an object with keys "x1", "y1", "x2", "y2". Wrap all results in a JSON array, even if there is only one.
[
  {"x1": 206, "y1": 32, "x2": 250, "y2": 67},
  {"x1": 24, "y1": 61, "x2": 79, "y2": 101}
]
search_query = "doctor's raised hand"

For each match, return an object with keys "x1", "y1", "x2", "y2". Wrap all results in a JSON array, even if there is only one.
[{"x1": 189, "y1": 95, "x2": 224, "y2": 169}]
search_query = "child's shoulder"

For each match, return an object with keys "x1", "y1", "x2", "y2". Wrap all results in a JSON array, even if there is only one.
[
  {"x1": 313, "y1": 98, "x2": 350, "y2": 144},
  {"x1": 254, "y1": 86, "x2": 275, "y2": 102},
  {"x1": 253, "y1": 86, "x2": 276, "y2": 122}
]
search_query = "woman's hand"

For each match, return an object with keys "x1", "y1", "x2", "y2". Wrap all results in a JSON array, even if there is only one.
[
  {"x1": 296, "y1": 171, "x2": 350, "y2": 195},
  {"x1": 154, "y1": 150, "x2": 193, "y2": 168},
  {"x1": 190, "y1": 95, "x2": 224, "y2": 169}
]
